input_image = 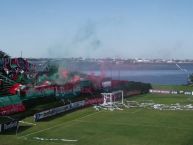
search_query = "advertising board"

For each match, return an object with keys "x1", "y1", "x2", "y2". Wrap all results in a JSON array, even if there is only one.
[
  {"x1": 34, "y1": 100, "x2": 85, "y2": 121},
  {"x1": 0, "y1": 120, "x2": 18, "y2": 133}
]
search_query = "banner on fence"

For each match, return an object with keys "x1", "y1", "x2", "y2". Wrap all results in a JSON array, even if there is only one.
[
  {"x1": 149, "y1": 89, "x2": 193, "y2": 96},
  {"x1": 0, "y1": 120, "x2": 18, "y2": 133},
  {"x1": 34, "y1": 100, "x2": 85, "y2": 121},
  {"x1": 0, "y1": 104, "x2": 26, "y2": 116}
]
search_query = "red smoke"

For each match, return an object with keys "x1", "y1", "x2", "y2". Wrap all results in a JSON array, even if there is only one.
[
  {"x1": 70, "y1": 75, "x2": 80, "y2": 84},
  {"x1": 59, "y1": 68, "x2": 69, "y2": 79}
]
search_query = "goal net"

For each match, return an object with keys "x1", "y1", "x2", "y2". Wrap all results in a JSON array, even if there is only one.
[{"x1": 100, "y1": 90, "x2": 125, "y2": 110}]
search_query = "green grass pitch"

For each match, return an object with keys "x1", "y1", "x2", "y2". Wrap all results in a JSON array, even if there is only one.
[{"x1": 1, "y1": 93, "x2": 193, "y2": 145}]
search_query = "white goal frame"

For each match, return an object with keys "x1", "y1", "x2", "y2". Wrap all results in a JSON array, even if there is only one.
[{"x1": 100, "y1": 90, "x2": 124, "y2": 110}]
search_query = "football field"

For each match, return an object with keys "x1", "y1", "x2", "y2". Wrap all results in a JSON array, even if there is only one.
[{"x1": 1, "y1": 94, "x2": 193, "y2": 145}]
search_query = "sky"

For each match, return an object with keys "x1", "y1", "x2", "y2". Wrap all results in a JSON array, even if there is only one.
[{"x1": 0, "y1": 0, "x2": 193, "y2": 59}]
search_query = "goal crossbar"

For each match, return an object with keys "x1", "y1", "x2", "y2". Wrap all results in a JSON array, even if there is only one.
[{"x1": 101, "y1": 90, "x2": 124, "y2": 106}]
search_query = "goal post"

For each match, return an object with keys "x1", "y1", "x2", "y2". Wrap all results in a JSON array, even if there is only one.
[{"x1": 101, "y1": 90, "x2": 124, "y2": 106}]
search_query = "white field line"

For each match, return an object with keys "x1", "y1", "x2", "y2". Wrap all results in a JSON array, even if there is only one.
[
  {"x1": 18, "y1": 111, "x2": 102, "y2": 139},
  {"x1": 33, "y1": 137, "x2": 78, "y2": 142},
  {"x1": 19, "y1": 121, "x2": 37, "y2": 126},
  {"x1": 75, "y1": 119, "x2": 192, "y2": 131}
]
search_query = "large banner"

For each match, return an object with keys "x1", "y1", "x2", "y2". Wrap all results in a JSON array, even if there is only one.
[
  {"x1": 0, "y1": 104, "x2": 26, "y2": 116},
  {"x1": 84, "y1": 98, "x2": 103, "y2": 106},
  {"x1": 25, "y1": 85, "x2": 55, "y2": 98}
]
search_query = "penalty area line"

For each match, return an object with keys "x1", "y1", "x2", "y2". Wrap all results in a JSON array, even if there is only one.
[{"x1": 33, "y1": 137, "x2": 78, "y2": 142}]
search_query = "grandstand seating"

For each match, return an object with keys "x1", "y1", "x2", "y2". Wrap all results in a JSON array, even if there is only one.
[{"x1": 0, "y1": 73, "x2": 16, "y2": 96}]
